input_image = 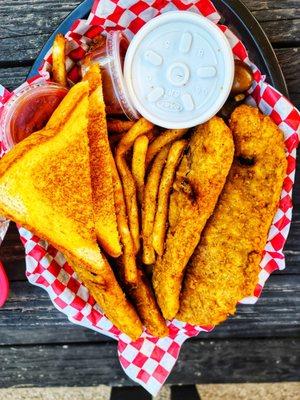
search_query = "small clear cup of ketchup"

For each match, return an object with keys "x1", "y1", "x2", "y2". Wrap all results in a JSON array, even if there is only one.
[
  {"x1": 82, "y1": 31, "x2": 139, "y2": 120},
  {"x1": 0, "y1": 82, "x2": 68, "y2": 150}
]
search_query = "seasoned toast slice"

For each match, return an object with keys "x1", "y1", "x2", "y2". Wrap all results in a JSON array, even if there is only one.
[
  {"x1": 0, "y1": 82, "x2": 142, "y2": 340},
  {"x1": 83, "y1": 64, "x2": 122, "y2": 258}
]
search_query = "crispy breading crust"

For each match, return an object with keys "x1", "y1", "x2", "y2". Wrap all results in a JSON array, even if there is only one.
[
  {"x1": 107, "y1": 119, "x2": 135, "y2": 134},
  {"x1": 177, "y1": 105, "x2": 287, "y2": 326},
  {"x1": 67, "y1": 258, "x2": 142, "y2": 340},
  {"x1": 153, "y1": 117, "x2": 235, "y2": 320}
]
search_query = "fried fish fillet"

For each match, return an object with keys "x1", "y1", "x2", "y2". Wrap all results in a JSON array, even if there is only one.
[
  {"x1": 153, "y1": 117, "x2": 235, "y2": 320},
  {"x1": 177, "y1": 105, "x2": 287, "y2": 326}
]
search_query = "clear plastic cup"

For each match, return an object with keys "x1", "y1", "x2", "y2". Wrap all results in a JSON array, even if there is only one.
[
  {"x1": 0, "y1": 82, "x2": 68, "y2": 150},
  {"x1": 81, "y1": 31, "x2": 139, "y2": 120}
]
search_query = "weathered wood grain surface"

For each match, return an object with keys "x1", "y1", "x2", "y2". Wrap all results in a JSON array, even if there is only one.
[
  {"x1": 0, "y1": 275, "x2": 299, "y2": 346},
  {"x1": 0, "y1": 0, "x2": 299, "y2": 388},
  {"x1": 1, "y1": 339, "x2": 299, "y2": 387}
]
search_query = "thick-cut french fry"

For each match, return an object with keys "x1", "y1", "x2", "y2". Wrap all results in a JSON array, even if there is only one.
[
  {"x1": 109, "y1": 128, "x2": 156, "y2": 151},
  {"x1": 115, "y1": 258, "x2": 168, "y2": 337},
  {"x1": 152, "y1": 140, "x2": 187, "y2": 256},
  {"x1": 110, "y1": 157, "x2": 137, "y2": 285},
  {"x1": 142, "y1": 145, "x2": 170, "y2": 265},
  {"x1": 117, "y1": 118, "x2": 154, "y2": 156},
  {"x1": 116, "y1": 118, "x2": 154, "y2": 253},
  {"x1": 107, "y1": 119, "x2": 135, "y2": 134},
  {"x1": 127, "y1": 269, "x2": 169, "y2": 337},
  {"x1": 116, "y1": 157, "x2": 139, "y2": 252},
  {"x1": 145, "y1": 128, "x2": 188, "y2": 168},
  {"x1": 52, "y1": 34, "x2": 68, "y2": 87},
  {"x1": 132, "y1": 135, "x2": 149, "y2": 205}
]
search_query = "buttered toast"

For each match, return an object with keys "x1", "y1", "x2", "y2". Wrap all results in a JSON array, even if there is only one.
[{"x1": 0, "y1": 81, "x2": 142, "y2": 340}]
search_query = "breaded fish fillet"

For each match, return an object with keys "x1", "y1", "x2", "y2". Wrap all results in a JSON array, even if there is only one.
[
  {"x1": 177, "y1": 105, "x2": 287, "y2": 326},
  {"x1": 153, "y1": 117, "x2": 235, "y2": 320}
]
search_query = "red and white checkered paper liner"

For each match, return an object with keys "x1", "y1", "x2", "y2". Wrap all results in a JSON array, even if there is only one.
[{"x1": 0, "y1": 0, "x2": 300, "y2": 395}]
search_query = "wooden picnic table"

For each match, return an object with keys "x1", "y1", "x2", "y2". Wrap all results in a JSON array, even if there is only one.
[{"x1": 0, "y1": 1, "x2": 299, "y2": 398}]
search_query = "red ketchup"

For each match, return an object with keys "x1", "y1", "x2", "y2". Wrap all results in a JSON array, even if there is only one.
[{"x1": 1, "y1": 83, "x2": 68, "y2": 149}]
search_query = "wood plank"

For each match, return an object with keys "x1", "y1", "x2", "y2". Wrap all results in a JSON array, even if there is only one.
[
  {"x1": 0, "y1": 66, "x2": 30, "y2": 92},
  {"x1": 0, "y1": 275, "x2": 298, "y2": 346},
  {"x1": 243, "y1": 0, "x2": 299, "y2": 10},
  {"x1": 0, "y1": 1, "x2": 81, "y2": 64},
  {"x1": 242, "y1": 1, "x2": 300, "y2": 44},
  {"x1": 0, "y1": 1, "x2": 82, "y2": 38},
  {"x1": 275, "y1": 48, "x2": 300, "y2": 107},
  {"x1": 0, "y1": 34, "x2": 52, "y2": 65},
  {"x1": 0, "y1": 338, "x2": 299, "y2": 387}
]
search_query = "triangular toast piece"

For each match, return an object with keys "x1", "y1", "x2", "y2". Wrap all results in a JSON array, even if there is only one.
[
  {"x1": 0, "y1": 82, "x2": 142, "y2": 340},
  {"x1": 83, "y1": 64, "x2": 122, "y2": 257}
]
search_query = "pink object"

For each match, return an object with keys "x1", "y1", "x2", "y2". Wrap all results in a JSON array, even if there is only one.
[
  {"x1": 0, "y1": 217, "x2": 10, "y2": 307},
  {"x1": 0, "y1": 261, "x2": 9, "y2": 307},
  {"x1": 0, "y1": 0, "x2": 299, "y2": 396}
]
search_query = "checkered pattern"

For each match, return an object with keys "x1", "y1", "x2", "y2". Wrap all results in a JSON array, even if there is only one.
[{"x1": 0, "y1": 0, "x2": 299, "y2": 396}]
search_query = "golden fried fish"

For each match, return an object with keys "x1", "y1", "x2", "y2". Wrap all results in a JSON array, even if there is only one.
[
  {"x1": 177, "y1": 105, "x2": 287, "y2": 326},
  {"x1": 153, "y1": 117, "x2": 235, "y2": 320}
]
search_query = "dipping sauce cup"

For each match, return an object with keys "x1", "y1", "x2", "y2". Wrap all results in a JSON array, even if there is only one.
[
  {"x1": 0, "y1": 82, "x2": 68, "y2": 150},
  {"x1": 81, "y1": 31, "x2": 139, "y2": 120}
]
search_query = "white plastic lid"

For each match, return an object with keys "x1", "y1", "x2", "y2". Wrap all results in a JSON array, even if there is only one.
[{"x1": 124, "y1": 11, "x2": 234, "y2": 129}]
